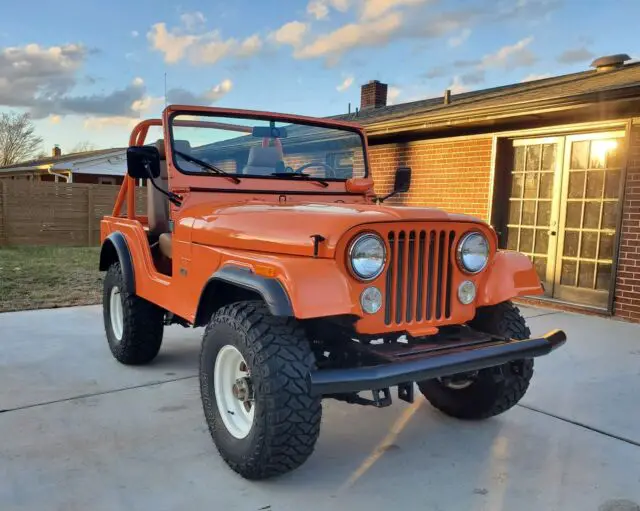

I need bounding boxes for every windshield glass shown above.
[168,113,367,181]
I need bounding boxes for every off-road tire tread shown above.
[200,300,321,480]
[103,262,164,365]
[418,301,534,420]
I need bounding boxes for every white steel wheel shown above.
[214,345,255,439]
[109,286,124,341]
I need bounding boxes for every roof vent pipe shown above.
[444,89,451,105]
[590,53,631,72]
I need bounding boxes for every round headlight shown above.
[361,287,382,314]
[349,234,386,280]
[457,232,489,274]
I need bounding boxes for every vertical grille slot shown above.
[395,231,406,324]
[384,228,456,326]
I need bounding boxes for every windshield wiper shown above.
[271,172,329,188]
[174,150,241,184]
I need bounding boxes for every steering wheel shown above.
[293,162,337,178]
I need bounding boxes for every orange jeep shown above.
[99,105,567,480]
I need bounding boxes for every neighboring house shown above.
[0,145,128,185]
[334,53,640,323]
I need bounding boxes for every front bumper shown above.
[310,329,566,395]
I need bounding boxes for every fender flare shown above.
[99,231,135,294]
[195,266,293,326]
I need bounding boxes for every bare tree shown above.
[0,112,44,166]
[70,140,97,153]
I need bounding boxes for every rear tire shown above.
[199,301,322,480]
[418,301,534,420]
[103,262,164,365]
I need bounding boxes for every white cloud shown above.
[49,115,62,124]
[307,0,350,20]
[481,36,536,69]
[205,79,233,101]
[132,77,144,87]
[448,76,469,94]
[270,21,309,48]
[522,73,551,82]
[294,13,403,62]
[360,0,428,20]
[131,95,163,113]
[83,116,139,130]
[336,76,354,92]
[131,30,139,38]
[448,28,471,48]
[148,21,262,65]
[180,11,206,31]
[147,23,197,64]
[387,86,401,105]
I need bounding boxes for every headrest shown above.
[154,139,192,161]
[247,146,284,168]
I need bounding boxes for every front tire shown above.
[103,262,165,365]
[199,301,322,480]
[418,301,534,420]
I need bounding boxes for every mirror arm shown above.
[143,162,183,207]
[375,190,399,204]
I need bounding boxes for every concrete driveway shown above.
[1,304,639,511]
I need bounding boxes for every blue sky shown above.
[0,0,638,153]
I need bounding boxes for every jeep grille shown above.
[384,229,457,325]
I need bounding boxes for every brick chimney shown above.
[52,145,62,158]
[360,80,388,109]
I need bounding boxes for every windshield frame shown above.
[166,109,370,183]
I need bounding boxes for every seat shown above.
[242,146,284,175]
[147,139,191,259]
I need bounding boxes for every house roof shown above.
[0,147,127,172]
[333,61,640,134]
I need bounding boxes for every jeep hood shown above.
[184,201,485,258]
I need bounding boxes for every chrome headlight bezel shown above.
[348,233,386,281]
[456,231,490,274]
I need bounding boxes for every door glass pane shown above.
[534,257,547,282]
[604,169,621,198]
[580,231,598,259]
[596,263,612,291]
[526,145,541,171]
[540,173,554,198]
[563,230,579,257]
[602,202,617,230]
[522,201,536,225]
[578,262,595,288]
[561,260,577,285]
[509,200,521,222]
[568,171,585,198]
[511,174,523,197]
[586,171,604,198]
[514,146,525,171]
[571,141,589,169]
[537,201,551,226]
[599,232,614,260]
[535,229,549,254]
[584,202,601,229]
[542,144,556,170]
[565,202,582,228]
[507,227,519,250]
[520,228,534,253]
[590,139,619,169]
[524,173,539,198]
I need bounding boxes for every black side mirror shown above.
[393,166,411,193]
[127,146,161,179]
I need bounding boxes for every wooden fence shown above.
[0,181,147,246]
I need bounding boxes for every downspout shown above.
[46,165,72,183]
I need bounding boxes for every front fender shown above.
[476,250,544,307]
[99,231,135,294]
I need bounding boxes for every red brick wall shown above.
[368,137,494,219]
[614,124,640,322]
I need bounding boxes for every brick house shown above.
[0,145,127,184]
[337,54,640,323]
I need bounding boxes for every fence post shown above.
[0,180,7,246]
[87,185,94,246]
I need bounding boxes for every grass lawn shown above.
[0,246,103,313]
